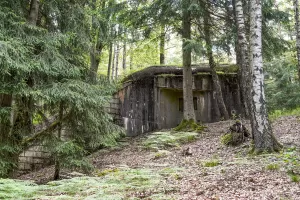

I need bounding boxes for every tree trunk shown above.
[115,42,120,80]
[54,101,64,180]
[0,94,14,177]
[89,48,101,82]
[107,42,113,79]
[122,29,127,70]
[107,26,114,79]
[129,53,133,70]
[203,1,230,120]
[160,24,166,65]
[235,0,251,118]
[249,0,281,152]
[89,0,104,83]
[19,0,41,136]
[111,43,116,80]
[182,0,196,121]
[294,0,300,81]
[28,0,39,25]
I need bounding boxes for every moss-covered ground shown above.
[6,116,300,199]
[1,167,182,199]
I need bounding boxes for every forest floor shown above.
[7,116,300,199]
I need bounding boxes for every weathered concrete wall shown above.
[18,129,70,174]
[105,95,122,126]
[18,145,51,173]
[119,78,155,136]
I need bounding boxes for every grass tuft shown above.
[289,174,300,183]
[202,160,221,167]
[266,163,280,171]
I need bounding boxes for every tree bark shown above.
[111,43,116,80]
[160,24,166,65]
[249,0,281,152]
[182,0,196,121]
[294,0,300,81]
[115,42,120,80]
[107,42,113,79]
[89,48,101,82]
[122,29,127,70]
[89,0,105,83]
[235,0,251,118]
[28,0,40,25]
[107,26,114,79]
[203,1,230,120]
[54,101,64,180]
[0,95,12,143]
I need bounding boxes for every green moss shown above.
[196,72,210,75]
[203,160,221,167]
[0,168,180,199]
[215,64,239,73]
[142,131,199,151]
[221,133,233,145]
[173,119,206,133]
[290,174,300,182]
[157,73,177,77]
[96,168,119,177]
[153,150,171,159]
[266,163,280,171]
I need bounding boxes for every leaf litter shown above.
[15,116,300,199]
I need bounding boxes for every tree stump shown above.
[221,120,250,146]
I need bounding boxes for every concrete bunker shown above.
[108,65,242,136]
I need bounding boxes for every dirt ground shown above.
[18,116,300,200]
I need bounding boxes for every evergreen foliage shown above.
[265,52,300,112]
[0,0,123,178]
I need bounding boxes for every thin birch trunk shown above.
[235,0,251,118]
[249,0,281,152]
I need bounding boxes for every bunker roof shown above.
[123,64,238,82]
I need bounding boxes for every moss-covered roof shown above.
[122,64,238,82]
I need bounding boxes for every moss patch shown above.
[266,163,280,171]
[142,131,199,151]
[215,64,239,73]
[0,167,181,199]
[202,160,221,167]
[173,119,206,133]
[221,133,233,145]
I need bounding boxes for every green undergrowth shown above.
[221,133,233,145]
[173,119,206,133]
[201,159,222,167]
[0,167,182,199]
[266,163,280,171]
[269,107,300,121]
[142,131,199,151]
